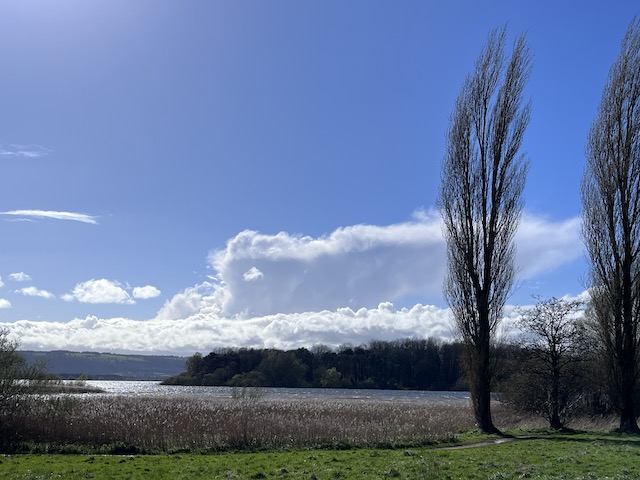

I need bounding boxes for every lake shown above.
[86,380,471,405]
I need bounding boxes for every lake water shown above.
[85,380,471,405]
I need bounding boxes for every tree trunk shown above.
[618,348,639,432]
[550,357,562,430]
[469,335,500,434]
[619,402,639,432]
[549,398,562,430]
[473,378,499,433]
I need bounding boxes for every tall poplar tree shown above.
[438,27,531,433]
[582,18,640,433]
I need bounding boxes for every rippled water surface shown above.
[86,380,470,405]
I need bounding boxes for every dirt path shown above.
[437,436,538,450]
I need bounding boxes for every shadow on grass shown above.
[502,428,640,449]
[435,427,640,451]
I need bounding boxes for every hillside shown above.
[20,350,186,381]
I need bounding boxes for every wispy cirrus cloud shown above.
[0,144,51,159]
[0,210,98,224]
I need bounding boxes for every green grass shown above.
[2,431,639,479]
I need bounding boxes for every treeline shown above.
[162,338,465,390]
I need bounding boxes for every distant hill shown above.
[20,350,187,381]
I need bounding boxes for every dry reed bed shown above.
[19,393,478,450]
[16,393,616,451]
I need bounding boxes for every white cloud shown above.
[0,299,10,309]
[243,267,264,282]
[2,294,590,355]
[515,214,583,278]
[0,144,51,159]
[210,213,445,316]
[208,212,581,317]
[156,283,222,321]
[0,210,98,224]
[16,287,55,299]
[8,272,31,282]
[132,285,161,300]
[63,279,133,304]
[0,302,456,355]
[1,213,584,355]
[0,276,3,288]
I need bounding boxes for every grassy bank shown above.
[2,431,639,479]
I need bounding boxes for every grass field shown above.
[2,431,640,479]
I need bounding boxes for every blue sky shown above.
[0,1,636,354]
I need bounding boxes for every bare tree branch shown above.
[512,297,586,429]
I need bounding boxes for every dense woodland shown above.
[163,329,613,425]
[162,338,465,391]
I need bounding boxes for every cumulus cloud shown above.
[210,214,445,316]
[132,285,161,300]
[1,302,456,355]
[62,279,134,304]
[0,299,10,309]
[0,276,3,288]
[16,287,55,299]
[156,283,222,321]
[208,212,581,317]
[8,272,31,282]
[243,267,264,282]
[2,294,589,355]
[62,280,161,304]
[0,210,98,224]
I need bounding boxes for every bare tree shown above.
[581,18,640,433]
[0,329,45,411]
[0,329,51,444]
[438,27,531,434]
[506,297,587,429]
